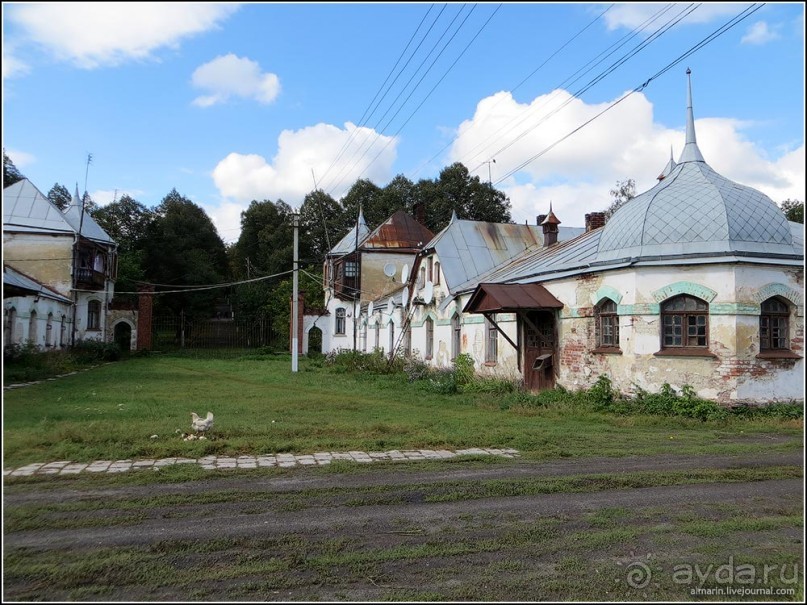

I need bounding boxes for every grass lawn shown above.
[2,351,802,467]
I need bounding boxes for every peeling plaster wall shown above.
[544,263,804,404]
[3,233,74,296]
[3,296,73,349]
[361,252,418,302]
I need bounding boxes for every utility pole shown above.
[291,212,300,372]
[484,158,496,184]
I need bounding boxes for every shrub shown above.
[588,374,616,411]
[453,353,476,386]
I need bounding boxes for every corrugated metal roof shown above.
[3,179,115,245]
[463,283,563,313]
[362,210,434,250]
[3,179,76,235]
[425,218,583,294]
[3,264,73,303]
[329,210,370,255]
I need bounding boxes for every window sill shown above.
[592,347,622,355]
[483,361,498,367]
[756,350,802,360]
[654,348,716,358]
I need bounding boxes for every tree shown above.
[417,162,511,232]
[93,194,155,248]
[142,189,230,317]
[47,183,72,211]
[3,149,24,188]
[299,189,348,265]
[604,178,636,219]
[780,199,803,224]
[81,191,100,216]
[340,178,384,227]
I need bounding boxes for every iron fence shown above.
[151,314,281,350]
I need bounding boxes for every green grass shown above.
[2,352,802,467]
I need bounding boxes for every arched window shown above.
[404,323,412,357]
[28,310,38,344]
[434,262,441,285]
[425,318,434,359]
[87,300,101,331]
[374,321,380,350]
[595,299,620,350]
[59,315,67,347]
[485,317,497,364]
[661,295,708,349]
[46,313,54,347]
[361,319,368,352]
[760,297,790,351]
[388,322,395,356]
[335,308,346,335]
[451,313,461,360]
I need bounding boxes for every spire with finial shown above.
[679,68,705,163]
[658,145,678,180]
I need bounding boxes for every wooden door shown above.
[523,310,556,391]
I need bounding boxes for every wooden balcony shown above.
[75,268,106,290]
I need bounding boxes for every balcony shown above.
[75,268,106,290]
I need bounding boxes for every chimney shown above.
[413,201,426,226]
[536,214,547,226]
[585,212,606,232]
[541,205,561,247]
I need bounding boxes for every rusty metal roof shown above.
[361,210,434,250]
[463,282,563,314]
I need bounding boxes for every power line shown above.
[113,269,295,295]
[322,4,478,195]
[494,3,765,185]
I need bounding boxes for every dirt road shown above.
[3,449,803,601]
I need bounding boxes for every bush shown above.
[453,353,476,386]
[71,339,122,363]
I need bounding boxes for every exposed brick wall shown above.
[585,212,606,231]
[136,286,153,350]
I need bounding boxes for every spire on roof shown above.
[678,68,705,164]
[658,146,678,180]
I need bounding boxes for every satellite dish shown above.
[388,297,396,314]
[383,263,396,278]
[368,301,374,316]
[423,281,434,304]
[401,263,410,283]
[402,286,410,308]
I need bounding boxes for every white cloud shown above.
[6,3,239,69]
[741,21,781,45]
[2,44,30,79]
[6,148,36,169]
[209,122,398,238]
[450,89,805,229]
[191,54,280,107]
[602,3,748,31]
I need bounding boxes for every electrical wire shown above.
[493,3,765,185]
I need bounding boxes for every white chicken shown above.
[191,411,214,434]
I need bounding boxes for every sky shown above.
[3,2,805,244]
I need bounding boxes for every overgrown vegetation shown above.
[3,341,123,385]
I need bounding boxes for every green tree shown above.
[604,179,636,218]
[142,189,229,317]
[3,149,24,188]
[340,178,384,226]
[299,189,348,265]
[265,271,326,345]
[780,199,803,224]
[417,162,511,232]
[47,183,71,211]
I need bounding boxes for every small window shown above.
[595,299,620,350]
[46,313,54,347]
[335,308,346,335]
[419,266,426,288]
[374,321,380,349]
[427,257,433,282]
[434,261,441,285]
[87,300,101,331]
[425,318,434,359]
[661,295,708,349]
[760,297,790,351]
[29,309,39,343]
[344,261,358,278]
[451,314,461,361]
[485,318,498,364]
[388,322,395,356]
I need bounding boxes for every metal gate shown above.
[151,314,279,350]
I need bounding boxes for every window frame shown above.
[451,313,461,361]
[594,298,621,354]
[87,300,101,331]
[656,294,714,357]
[335,308,346,335]
[484,317,498,364]
[425,317,434,359]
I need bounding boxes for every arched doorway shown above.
[114,321,132,351]
[307,326,322,355]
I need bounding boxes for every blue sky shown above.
[3,2,804,243]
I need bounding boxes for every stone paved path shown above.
[4,447,520,477]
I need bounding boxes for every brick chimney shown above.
[413,201,426,226]
[541,205,561,247]
[585,212,606,232]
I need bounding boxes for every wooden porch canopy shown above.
[463,283,563,366]
[462,283,563,314]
